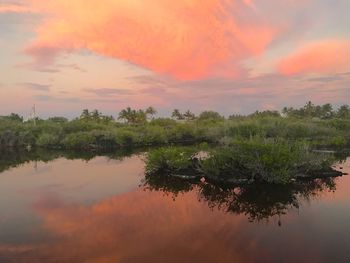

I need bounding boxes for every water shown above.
[0,150,350,263]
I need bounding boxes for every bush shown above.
[198,111,224,121]
[88,130,118,149]
[62,132,96,149]
[225,120,265,138]
[114,129,139,146]
[167,124,196,143]
[146,147,197,175]
[150,118,177,127]
[201,138,334,184]
[37,133,61,148]
[141,126,168,145]
[145,139,336,184]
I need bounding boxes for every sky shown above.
[0,0,350,118]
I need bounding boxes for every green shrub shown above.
[62,132,96,149]
[201,138,334,184]
[150,118,177,127]
[37,133,61,148]
[145,139,336,184]
[142,126,168,145]
[167,124,196,142]
[146,147,197,175]
[114,129,139,146]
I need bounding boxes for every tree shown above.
[135,110,147,124]
[337,105,350,119]
[282,107,294,117]
[118,107,134,123]
[80,109,113,123]
[171,109,184,120]
[101,115,115,124]
[80,109,90,120]
[250,110,280,118]
[145,106,157,120]
[198,111,223,121]
[118,107,147,124]
[304,101,315,117]
[320,103,333,119]
[91,109,101,121]
[183,110,196,121]
[5,113,23,122]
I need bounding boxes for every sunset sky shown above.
[1,0,350,118]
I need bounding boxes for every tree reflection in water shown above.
[142,173,337,224]
[0,148,341,225]
[0,148,139,173]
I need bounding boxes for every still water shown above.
[0,151,350,263]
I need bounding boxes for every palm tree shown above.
[118,108,132,123]
[145,106,157,120]
[119,107,143,124]
[135,110,147,124]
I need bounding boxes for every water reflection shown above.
[0,148,139,173]
[143,174,337,224]
[0,150,349,262]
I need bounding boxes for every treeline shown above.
[1,102,350,150]
[282,102,350,119]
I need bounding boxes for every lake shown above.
[0,150,350,263]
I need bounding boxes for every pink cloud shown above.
[23,0,280,80]
[24,189,251,262]
[278,39,350,75]
[0,4,36,13]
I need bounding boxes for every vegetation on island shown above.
[145,139,343,184]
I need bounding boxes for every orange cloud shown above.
[279,39,350,75]
[24,0,278,80]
